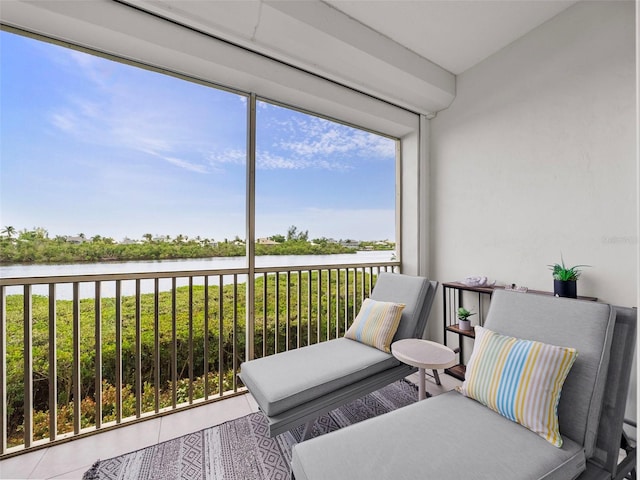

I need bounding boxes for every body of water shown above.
[1,251,394,299]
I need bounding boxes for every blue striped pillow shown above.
[345,299,405,352]
[458,326,577,447]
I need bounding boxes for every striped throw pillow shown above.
[345,298,405,353]
[458,326,577,447]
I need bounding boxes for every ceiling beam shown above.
[118,0,456,114]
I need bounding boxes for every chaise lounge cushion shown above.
[240,338,400,416]
[291,391,586,480]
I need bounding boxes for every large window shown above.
[0,30,398,265]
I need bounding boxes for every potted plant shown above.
[457,307,476,331]
[548,256,590,298]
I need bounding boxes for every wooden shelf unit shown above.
[442,282,492,380]
[442,281,597,381]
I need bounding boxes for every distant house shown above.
[340,241,360,248]
[256,238,278,245]
[65,236,86,244]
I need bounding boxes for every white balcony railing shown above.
[0,260,398,457]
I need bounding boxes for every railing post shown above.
[72,283,81,435]
[218,276,224,397]
[232,276,238,392]
[135,279,142,417]
[115,280,122,423]
[297,270,302,349]
[23,286,33,448]
[93,283,101,430]
[49,285,58,440]
[1,286,7,455]
[188,277,194,404]
[204,276,210,400]
[154,278,160,412]
[171,278,178,408]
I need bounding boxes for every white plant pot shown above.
[458,319,471,331]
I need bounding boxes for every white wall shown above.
[428,0,636,414]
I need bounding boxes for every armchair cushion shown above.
[344,298,405,352]
[458,326,577,447]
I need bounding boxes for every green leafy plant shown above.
[457,307,476,321]
[548,256,590,281]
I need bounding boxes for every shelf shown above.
[442,281,496,295]
[442,281,597,302]
[445,324,476,339]
[444,364,466,381]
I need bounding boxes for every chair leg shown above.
[618,427,637,480]
[300,420,315,441]
[432,369,441,386]
[424,369,442,386]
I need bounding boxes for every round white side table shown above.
[391,338,457,400]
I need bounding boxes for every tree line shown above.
[0,225,394,264]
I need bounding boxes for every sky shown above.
[0,31,397,242]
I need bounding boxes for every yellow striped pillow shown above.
[345,298,405,353]
[458,326,577,447]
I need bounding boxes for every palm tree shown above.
[2,226,16,238]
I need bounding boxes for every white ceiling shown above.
[324,0,580,75]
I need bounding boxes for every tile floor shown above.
[0,372,461,480]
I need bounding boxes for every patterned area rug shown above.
[82,380,418,480]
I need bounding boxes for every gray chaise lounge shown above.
[291,290,636,480]
[239,272,438,438]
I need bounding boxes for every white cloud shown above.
[50,112,76,132]
[48,48,394,177]
[151,153,210,174]
[208,149,246,167]
[272,115,396,163]
[205,148,351,171]
[47,52,224,175]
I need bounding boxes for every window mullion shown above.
[246,93,257,362]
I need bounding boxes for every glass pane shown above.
[255,100,397,268]
[0,30,247,270]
